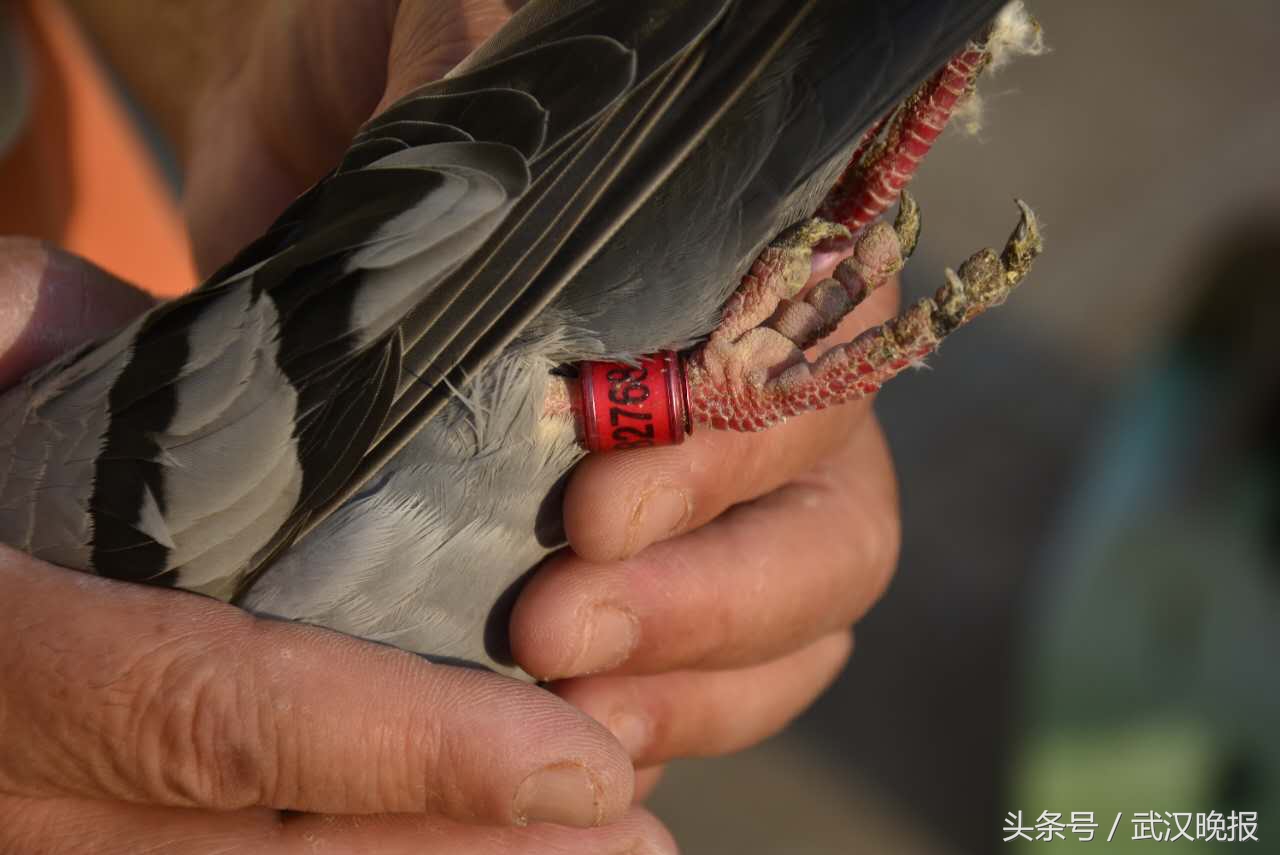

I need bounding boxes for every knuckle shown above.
[686,530,745,642]
[621,807,679,853]
[827,431,901,623]
[863,484,903,606]
[373,662,499,816]
[407,698,460,812]
[633,690,679,763]
[690,507,783,663]
[826,497,899,628]
[687,433,759,513]
[820,630,856,679]
[114,615,274,809]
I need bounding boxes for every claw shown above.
[764,218,906,356]
[778,217,852,251]
[561,6,1046,439]
[688,200,1042,432]
[894,191,922,260]
[934,199,1042,332]
[1002,198,1043,285]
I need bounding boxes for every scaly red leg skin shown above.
[817,111,892,220]
[688,201,1042,432]
[818,3,1042,235]
[819,45,990,234]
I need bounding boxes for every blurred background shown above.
[650,1,1280,851]
[3,0,1276,852]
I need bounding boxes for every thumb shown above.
[0,237,154,388]
[379,0,522,109]
[0,546,635,827]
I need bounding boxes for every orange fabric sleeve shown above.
[0,0,197,298]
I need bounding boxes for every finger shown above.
[634,767,666,802]
[514,417,898,679]
[183,0,394,273]
[555,633,853,768]
[185,2,520,274]
[564,282,900,562]
[0,797,676,855]
[284,806,676,855]
[380,1,520,108]
[0,237,154,387]
[0,548,633,828]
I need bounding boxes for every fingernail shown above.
[608,710,651,759]
[514,762,602,828]
[566,604,640,677]
[626,486,692,555]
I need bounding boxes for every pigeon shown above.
[0,0,1042,678]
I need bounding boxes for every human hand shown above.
[63,0,902,805]
[509,273,901,793]
[513,281,902,795]
[180,0,531,274]
[0,239,673,854]
[60,0,525,275]
[168,0,903,797]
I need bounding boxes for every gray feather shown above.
[0,320,140,567]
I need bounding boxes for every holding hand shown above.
[0,240,668,854]
[526,284,901,787]
[3,0,906,848]
[67,4,902,782]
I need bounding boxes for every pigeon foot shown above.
[686,200,1041,432]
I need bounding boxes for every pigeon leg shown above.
[817,41,991,234]
[818,0,1045,234]
[687,200,1041,432]
[684,5,1045,432]
[558,5,1045,443]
